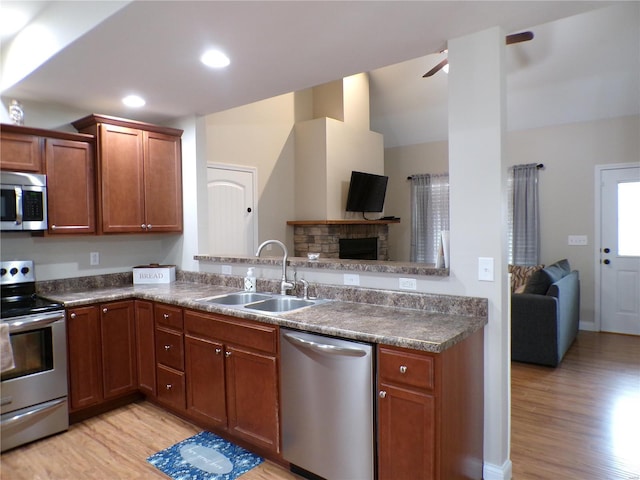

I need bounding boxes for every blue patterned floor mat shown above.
[147,431,264,480]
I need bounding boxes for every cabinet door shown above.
[378,383,435,480]
[100,300,137,399]
[225,345,279,453]
[45,138,95,234]
[98,124,145,232]
[184,335,227,427]
[134,300,156,396]
[0,131,42,172]
[67,305,102,411]
[143,131,183,232]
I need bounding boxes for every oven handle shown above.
[0,397,67,429]
[6,312,65,333]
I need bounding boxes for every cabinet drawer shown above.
[155,328,184,370]
[185,310,277,354]
[156,364,185,411]
[155,304,183,330]
[378,346,435,391]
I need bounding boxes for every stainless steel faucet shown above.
[255,239,294,295]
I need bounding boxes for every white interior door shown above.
[207,165,256,256]
[599,165,640,335]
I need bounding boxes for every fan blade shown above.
[423,58,448,78]
[506,31,534,45]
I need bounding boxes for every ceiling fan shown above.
[423,31,534,78]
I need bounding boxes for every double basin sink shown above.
[197,291,328,313]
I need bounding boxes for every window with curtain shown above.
[410,173,449,264]
[507,163,540,265]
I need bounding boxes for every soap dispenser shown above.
[244,267,256,292]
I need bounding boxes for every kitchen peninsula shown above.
[40,270,486,479]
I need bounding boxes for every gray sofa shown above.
[511,259,580,367]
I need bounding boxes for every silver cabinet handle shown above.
[400,365,407,374]
[164,345,171,351]
[165,384,172,390]
[51,224,57,230]
[141,224,147,230]
[102,308,108,314]
[70,312,77,319]
[379,391,387,399]
[163,313,170,319]
[215,348,222,355]
[225,351,231,357]
[147,224,152,230]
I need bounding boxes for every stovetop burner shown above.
[0,260,64,320]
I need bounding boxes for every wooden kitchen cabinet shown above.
[134,300,156,397]
[377,329,484,480]
[154,303,186,412]
[45,137,95,234]
[72,114,183,234]
[67,300,137,413]
[0,128,42,172]
[184,309,280,454]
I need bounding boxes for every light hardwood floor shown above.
[1,331,638,479]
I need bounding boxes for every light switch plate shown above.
[90,252,100,266]
[568,235,588,246]
[478,257,494,282]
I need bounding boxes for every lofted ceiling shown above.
[1,1,638,148]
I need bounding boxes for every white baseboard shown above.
[579,320,598,331]
[483,459,512,480]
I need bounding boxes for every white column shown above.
[448,27,512,479]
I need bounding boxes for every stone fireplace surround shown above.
[288,220,400,261]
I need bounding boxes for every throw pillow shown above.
[508,264,544,292]
[543,259,571,283]
[523,268,553,295]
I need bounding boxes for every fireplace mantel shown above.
[287,219,400,226]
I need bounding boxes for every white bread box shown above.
[133,264,176,284]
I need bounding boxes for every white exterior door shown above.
[207,165,256,256]
[599,165,640,335]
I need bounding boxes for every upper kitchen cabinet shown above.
[45,137,96,234]
[0,126,42,172]
[72,114,183,234]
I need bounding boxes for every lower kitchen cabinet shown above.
[154,303,186,412]
[67,300,137,412]
[184,309,280,454]
[377,329,484,480]
[134,300,156,396]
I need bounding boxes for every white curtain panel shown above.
[508,164,540,265]
[410,173,450,264]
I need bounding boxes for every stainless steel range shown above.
[0,260,68,452]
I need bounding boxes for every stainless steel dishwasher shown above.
[280,328,374,480]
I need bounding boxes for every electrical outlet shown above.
[399,277,417,290]
[90,252,100,266]
[221,265,232,275]
[568,235,588,246]
[343,273,360,286]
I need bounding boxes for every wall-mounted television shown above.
[345,171,388,213]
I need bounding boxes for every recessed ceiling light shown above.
[122,94,145,108]
[201,49,230,68]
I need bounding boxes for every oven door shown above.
[1,311,67,414]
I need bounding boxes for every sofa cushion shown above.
[522,259,571,295]
[509,264,544,292]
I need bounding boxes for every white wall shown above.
[383,114,640,328]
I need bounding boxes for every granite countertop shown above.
[48,281,486,353]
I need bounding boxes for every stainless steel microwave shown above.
[0,171,48,231]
